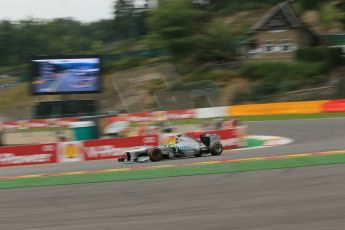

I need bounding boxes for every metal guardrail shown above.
[103,48,167,61]
[283,86,334,95]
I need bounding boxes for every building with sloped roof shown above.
[241,1,318,61]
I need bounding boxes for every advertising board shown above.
[0,143,57,167]
[83,135,159,161]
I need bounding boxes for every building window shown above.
[263,40,274,53]
[279,39,297,52]
[269,29,287,33]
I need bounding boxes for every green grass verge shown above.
[241,138,264,148]
[1,152,345,189]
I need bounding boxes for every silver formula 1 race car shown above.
[118,133,223,163]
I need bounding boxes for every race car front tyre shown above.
[148,147,163,162]
[210,142,223,156]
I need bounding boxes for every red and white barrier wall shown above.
[0,127,244,167]
[1,117,79,131]
[0,143,57,167]
[2,98,345,132]
[322,99,345,113]
[0,107,228,131]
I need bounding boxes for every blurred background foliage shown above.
[0,0,340,69]
[0,0,343,111]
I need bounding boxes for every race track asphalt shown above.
[1,164,345,230]
[1,118,345,230]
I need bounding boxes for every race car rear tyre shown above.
[148,147,163,162]
[210,142,223,156]
[195,152,202,157]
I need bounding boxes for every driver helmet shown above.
[168,140,176,148]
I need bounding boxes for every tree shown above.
[0,21,17,65]
[196,19,238,61]
[147,0,206,57]
[113,0,137,39]
[320,3,345,32]
[0,18,117,68]
[147,0,239,62]
[299,0,318,10]
[85,19,117,43]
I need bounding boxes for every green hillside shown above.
[0,0,344,119]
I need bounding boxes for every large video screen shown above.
[31,56,101,94]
